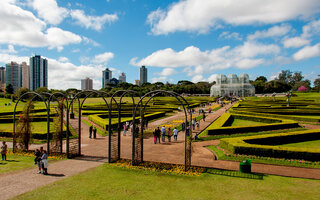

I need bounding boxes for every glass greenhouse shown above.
[210,73,255,97]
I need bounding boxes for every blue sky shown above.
[0,0,320,89]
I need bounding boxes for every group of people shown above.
[34,147,48,175]
[89,125,97,139]
[1,141,7,161]
[153,126,178,144]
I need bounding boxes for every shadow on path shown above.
[74,155,107,163]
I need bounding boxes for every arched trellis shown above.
[67,90,121,160]
[41,92,68,154]
[12,92,48,152]
[110,90,141,161]
[132,90,192,171]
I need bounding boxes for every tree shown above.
[264,80,291,93]
[277,70,292,84]
[5,84,14,94]
[252,80,266,94]
[255,76,267,83]
[15,100,34,151]
[292,80,311,91]
[17,88,30,100]
[35,87,49,94]
[290,71,303,87]
[314,78,320,92]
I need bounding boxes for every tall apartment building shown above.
[29,55,48,91]
[81,77,93,90]
[102,68,112,88]
[139,65,147,86]
[20,62,29,89]
[5,62,21,92]
[119,72,126,83]
[0,67,6,91]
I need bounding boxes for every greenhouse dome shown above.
[210,73,255,97]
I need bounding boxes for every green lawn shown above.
[15,164,320,200]
[279,140,320,149]
[230,119,267,127]
[0,121,59,134]
[0,154,36,174]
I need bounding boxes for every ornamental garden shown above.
[1,91,320,199]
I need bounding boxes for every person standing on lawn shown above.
[1,141,8,161]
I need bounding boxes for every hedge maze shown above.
[202,94,320,164]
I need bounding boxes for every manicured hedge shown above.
[231,110,320,122]
[220,129,320,161]
[88,111,166,130]
[206,113,298,135]
[0,131,66,140]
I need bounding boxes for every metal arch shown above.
[110,90,141,160]
[67,90,112,157]
[131,90,192,171]
[41,92,68,154]
[12,92,48,152]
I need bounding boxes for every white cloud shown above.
[147,0,320,35]
[0,45,17,54]
[293,43,320,61]
[58,56,69,62]
[156,68,176,76]
[0,1,82,50]
[283,37,310,48]
[32,0,68,25]
[191,75,205,83]
[151,76,167,83]
[93,52,114,64]
[219,32,242,40]
[131,41,280,78]
[248,24,291,40]
[70,9,118,31]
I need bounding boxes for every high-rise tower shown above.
[139,65,147,86]
[5,62,21,92]
[29,55,48,91]
[102,68,112,88]
[119,72,126,83]
[81,77,93,90]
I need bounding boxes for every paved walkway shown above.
[1,103,320,199]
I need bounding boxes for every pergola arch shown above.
[132,90,192,171]
[12,92,48,152]
[41,92,68,154]
[110,90,141,160]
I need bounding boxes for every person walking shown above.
[196,121,200,130]
[153,128,157,144]
[161,126,166,142]
[93,127,97,139]
[41,150,48,175]
[203,112,206,121]
[155,127,161,144]
[173,127,178,141]
[192,119,195,130]
[35,147,43,174]
[123,123,127,136]
[167,128,172,142]
[89,125,93,139]
[1,141,8,161]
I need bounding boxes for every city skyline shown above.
[0,0,319,90]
